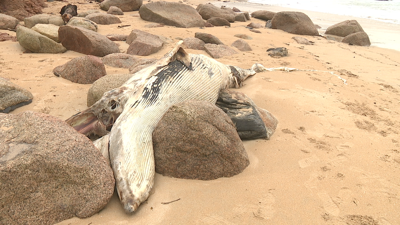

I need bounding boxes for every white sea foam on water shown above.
[248,0,400,24]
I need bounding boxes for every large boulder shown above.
[16,26,67,53]
[196,3,235,22]
[0,0,45,21]
[58,25,120,57]
[271,11,319,36]
[204,43,237,59]
[107,6,124,15]
[325,20,364,37]
[85,13,121,25]
[24,14,64,28]
[0,13,19,30]
[0,77,33,113]
[126,29,163,56]
[66,17,98,32]
[31,23,60,42]
[251,10,275,21]
[139,2,205,28]
[100,0,143,12]
[207,17,230,27]
[53,55,107,84]
[342,31,371,46]
[153,100,249,180]
[0,111,115,225]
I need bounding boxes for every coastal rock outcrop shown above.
[0,77,33,113]
[0,14,19,30]
[24,14,64,28]
[196,3,235,22]
[0,111,115,225]
[100,0,142,12]
[86,13,121,25]
[139,2,205,28]
[153,100,250,180]
[16,26,66,53]
[53,55,107,84]
[58,25,120,56]
[126,29,163,56]
[0,0,45,20]
[271,11,319,36]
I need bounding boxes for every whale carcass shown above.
[66,41,265,213]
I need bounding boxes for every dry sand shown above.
[2,0,400,224]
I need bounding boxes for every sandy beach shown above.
[2,0,400,224]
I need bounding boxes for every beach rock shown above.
[106,33,127,41]
[78,10,102,17]
[0,111,115,225]
[267,47,288,58]
[0,0,45,21]
[232,7,241,12]
[107,6,124,15]
[58,25,120,57]
[16,26,67,53]
[182,37,205,50]
[204,43,237,59]
[234,33,252,40]
[31,23,60,42]
[128,58,157,73]
[53,55,107,84]
[251,10,276,21]
[0,33,17,42]
[216,90,278,140]
[139,2,205,28]
[24,14,64,28]
[342,31,371,46]
[126,29,163,56]
[195,32,224,45]
[66,17,98,32]
[60,4,78,24]
[249,29,261,34]
[196,3,235,22]
[100,0,142,12]
[271,11,319,36]
[325,20,364,37]
[292,36,314,45]
[207,17,230,27]
[0,14,19,30]
[101,53,139,68]
[153,100,249,180]
[87,74,132,106]
[247,22,263,29]
[235,13,247,22]
[0,77,33,113]
[144,23,164,28]
[86,13,121,25]
[231,39,252,51]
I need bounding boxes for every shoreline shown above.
[210,0,400,52]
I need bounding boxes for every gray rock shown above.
[251,10,276,21]
[207,17,230,27]
[325,20,365,37]
[0,77,33,113]
[53,55,107,84]
[0,13,19,30]
[195,32,224,45]
[16,26,67,53]
[0,111,115,225]
[24,14,64,28]
[100,0,142,12]
[86,13,121,25]
[108,6,124,15]
[204,43,237,58]
[153,100,249,180]
[58,25,120,57]
[235,13,247,22]
[101,53,139,68]
[196,3,235,22]
[271,11,319,36]
[342,31,371,46]
[139,1,205,28]
[67,17,98,32]
[31,23,60,42]
[182,37,206,50]
[267,47,288,58]
[231,39,252,51]
[126,29,163,56]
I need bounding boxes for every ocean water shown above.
[248,0,400,24]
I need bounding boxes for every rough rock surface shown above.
[31,23,60,42]
[195,32,224,45]
[235,13,247,22]
[251,10,276,21]
[0,77,33,113]
[87,74,132,106]
[231,39,252,51]
[53,55,107,84]
[0,111,115,225]
[107,6,124,15]
[16,26,66,53]
[153,100,249,180]
[182,37,206,50]
[86,13,121,25]
[216,90,278,140]
[271,11,319,36]
[196,3,235,22]
[267,47,288,58]
[0,13,19,30]
[58,25,120,57]
[66,16,98,32]
[207,17,230,27]
[24,14,64,28]
[204,43,237,58]
[139,1,205,28]
[0,0,46,21]
[101,53,139,68]
[100,0,142,12]
[126,29,163,56]
[325,20,364,37]
[342,31,371,46]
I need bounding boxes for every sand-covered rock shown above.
[16,26,66,53]
[0,77,33,113]
[271,11,319,36]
